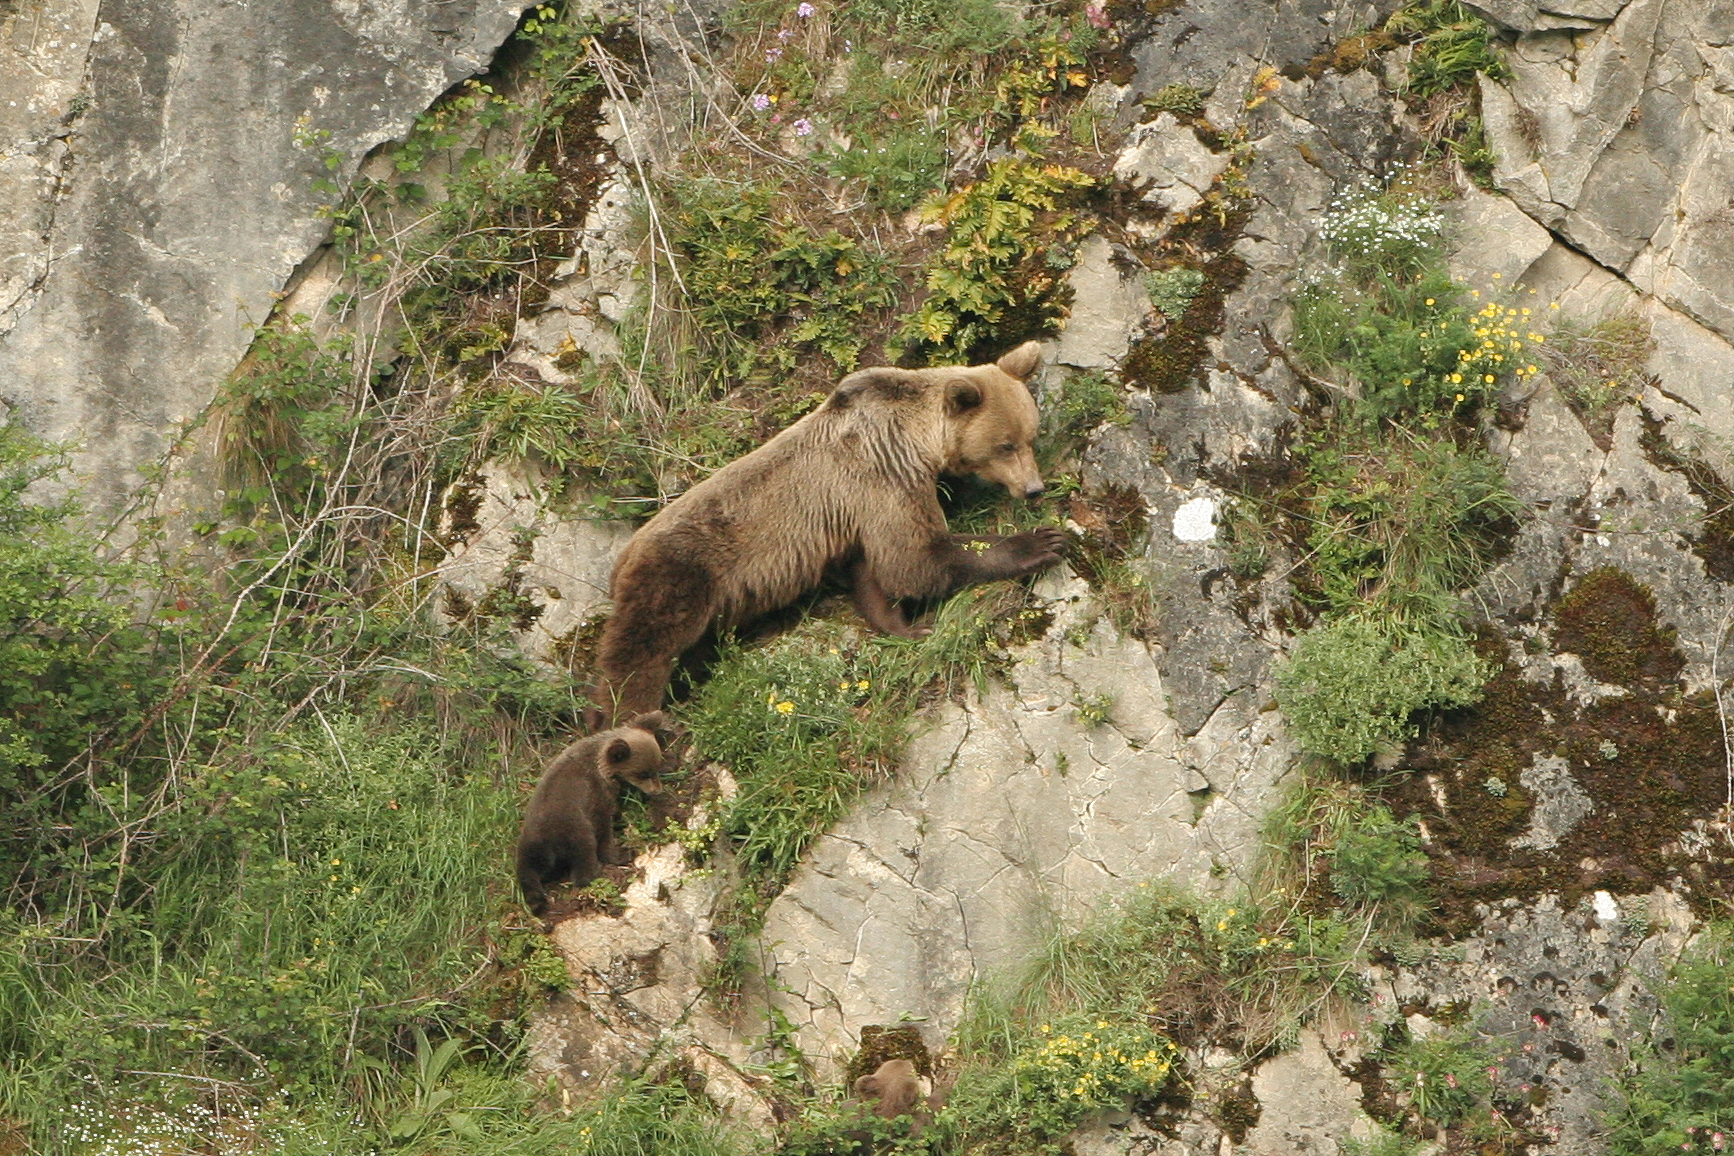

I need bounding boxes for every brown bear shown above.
[514,712,666,916]
[589,342,1065,724]
[853,1059,934,1133]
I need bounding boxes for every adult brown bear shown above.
[589,342,1065,725]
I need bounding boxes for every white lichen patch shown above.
[1172,496,1217,542]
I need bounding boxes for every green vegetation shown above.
[1266,778,1433,931]
[685,587,1044,992]
[0,420,602,1149]
[1144,266,1206,322]
[1388,1,1509,184]
[900,160,1100,363]
[1539,311,1654,448]
[1270,175,1525,764]
[1609,923,1734,1154]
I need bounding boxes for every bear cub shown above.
[853,1059,935,1133]
[515,711,667,916]
[589,341,1066,724]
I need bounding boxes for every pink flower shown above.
[796,1,815,15]
[1341,1031,1358,1043]
[1084,0,1110,28]
[777,27,794,41]
[793,118,813,136]
[765,46,783,62]
[1445,1072,1458,1088]
[750,93,771,111]
[1532,1013,1548,1028]
[1712,1132,1724,1150]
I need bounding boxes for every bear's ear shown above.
[945,380,983,415]
[995,341,1042,381]
[627,710,668,734]
[605,737,634,765]
[853,1075,880,1096]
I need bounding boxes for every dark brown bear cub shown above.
[590,342,1065,724]
[515,712,666,916]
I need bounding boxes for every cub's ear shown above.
[995,340,1042,381]
[627,710,668,734]
[605,737,634,765]
[945,380,983,415]
[830,368,915,410]
[853,1075,880,1096]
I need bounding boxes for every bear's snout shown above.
[1022,480,1045,499]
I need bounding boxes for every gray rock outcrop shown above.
[0,0,529,510]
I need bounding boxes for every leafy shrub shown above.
[1328,807,1430,915]
[901,159,1099,362]
[1382,1027,1495,1127]
[0,426,134,790]
[1609,924,1734,1155]
[1275,616,1491,764]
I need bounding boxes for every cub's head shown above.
[938,341,1044,499]
[599,711,667,794]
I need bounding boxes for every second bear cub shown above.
[515,712,666,916]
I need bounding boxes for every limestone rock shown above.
[0,0,528,511]
[1055,235,1155,370]
[439,460,635,666]
[1113,113,1231,218]
[759,586,1292,1080]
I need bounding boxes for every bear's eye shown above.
[998,442,1017,454]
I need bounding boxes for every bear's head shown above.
[602,712,667,794]
[940,341,1045,498]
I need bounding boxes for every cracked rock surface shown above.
[761,579,1295,1077]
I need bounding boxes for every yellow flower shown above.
[775,701,795,714]
[1424,298,1435,306]
[857,679,870,690]
[1492,272,1501,279]
[1455,393,1465,402]
[1550,301,1560,309]
[1450,373,1462,383]
[1484,374,1495,383]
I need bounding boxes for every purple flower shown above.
[777,27,794,41]
[750,93,771,111]
[796,2,816,16]
[793,118,813,136]
[765,46,783,62]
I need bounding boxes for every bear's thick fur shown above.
[514,712,666,916]
[589,342,1065,723]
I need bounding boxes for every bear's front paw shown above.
[1003,527,1067,572]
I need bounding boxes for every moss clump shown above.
[1387,617,1733,931]
[1121,217,1250,395]
[1551,568,1682,688]
[846,1025,933,1086]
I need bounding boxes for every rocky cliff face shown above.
[0,0,527,511]
[9,0,1734,1151]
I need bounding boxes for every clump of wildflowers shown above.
[943,1018,1181,1152]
